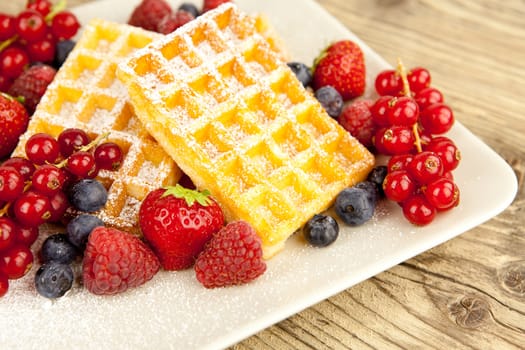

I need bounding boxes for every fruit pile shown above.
[0,0,80,100]
[0,128,124,297]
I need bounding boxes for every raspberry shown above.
[337,99,374,148]
[128,0,172,32]
[82,227,160,295]
[202,0,232,13]
[157,10,194,34]
[195,221,266,288]
[8,64,56,114]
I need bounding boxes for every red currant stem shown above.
[0,203,9,217]
[0,36,18,53]
[412,123,423,153]
[55,131,110,168]
[45,0,67,22]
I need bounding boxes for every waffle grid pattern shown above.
[14,19,180,233]
[118,4,374,256]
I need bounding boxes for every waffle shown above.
[13,19,180,234]
[117,4,375,257]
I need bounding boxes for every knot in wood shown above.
[499,261,525,296]
[448,295,491,329]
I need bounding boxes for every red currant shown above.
[407,67,431,93]
[415,87,443,110]
[51,11,80,40]
[402,194,436,226]
[0,166,25,202]
[25,133,60,165]
[387,153,414,172]
[387,96,419,126]
[26,0,52,17]
[375,70,402,96]
[0,73,12,93]
[0,217,16,252]
[424,177,459,211]
[58,128,90,158]
[407,151,444,184]
[420,103,454,134]
[0,47,30,79]
[15,10,47,43]
[1,157,35,181]
[370,95,393,127]
[94,142,124,171]
[14,224,39,247]
[379,125,416,155]
[13,190,52,227]
[0,244,33,279]
[47,190,69,222]
[425,136,461,172]
[31,164,67,196]
[66,151,98,178]
[383,170,416,203]
[0,272,8,297]
[26,37,56,63]
[0,14,16,41]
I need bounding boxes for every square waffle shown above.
[14,19,181,234]
[117,4,375,257]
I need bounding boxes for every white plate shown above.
[0,0,518,349]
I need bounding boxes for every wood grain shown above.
[2,0,524,349]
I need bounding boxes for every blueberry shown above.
[40,233,78,264]
[178,2,200,17]
[314,86,343,118]
[355,180,379,204]
[53,40,76,69]
[335,186,375,226]
[68,179,108,212]
[35,262,74,299]
[303,214,339,247]
[67,214,104,250]
[287,62,312,87]
[367,166,388,197]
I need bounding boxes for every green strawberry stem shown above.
[161,184,212,207]
[396,58,423,153]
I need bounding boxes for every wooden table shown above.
[2,1,523,349]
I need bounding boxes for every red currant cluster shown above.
[371,61,461,225]
[0,0,80,90]
[0,128,123,297]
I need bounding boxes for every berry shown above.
[26,0,53,17]
[1,157,35,181]
[0,273,8,297]
[366,165,388,197]
[31,164,66,196]
[375,69,402,96]
[424,177,459,211]
[0,47,30,79]
[50,11,80,40]
[40,233,78,264]
[15,10,46,43]
[66,214,104,250]
[68,179,108,212]
[0,14,16,41]
[157,10,194,34]
[202,0,232,13]
[414,87,443,110]
[407,67,431,93]
[370,95,394,127]
[407,151,444,184]
[82,227,160,295]
[0,165,24,202]
[139,184,224,270]
[178,3,200,18]
[26,37,56,63]
[337,99,374,148]
[25,132,60,165]
[402,194,436,226]
[57,128,90,158]
[335,186,375,226]
[128,0,172,32]
[194,221,266,288]
[47,190,69,222]
[0,217,16,252]
[34,261,73,298]
[14,225,38,247]
[419,103,454,134]
[376,126,416,155]
[0,244,33,279]
[8,64,56,114]
[93,142,123,171]
[13,190,52,227]
[387,153,414,173]
[425,136,461,172]
[387,96,419,126]
[303,214,339,247]
[0,73,12,93]
[287,62,312,87]
[53,39,75,69]
[383,170,416,203]
[314,85,343,118]
[66,151,98,178]
[312,41,366,100]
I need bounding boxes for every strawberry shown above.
[312,40,366,101]
[139,184,224,271]
[195,221,266,288]
[338,99,375,148]
[0,92,29,159]
[8,64,56,115]
[202,0,232,13]
[82,227,160,295]
[157,10,194,34]
[128,0,172,32]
